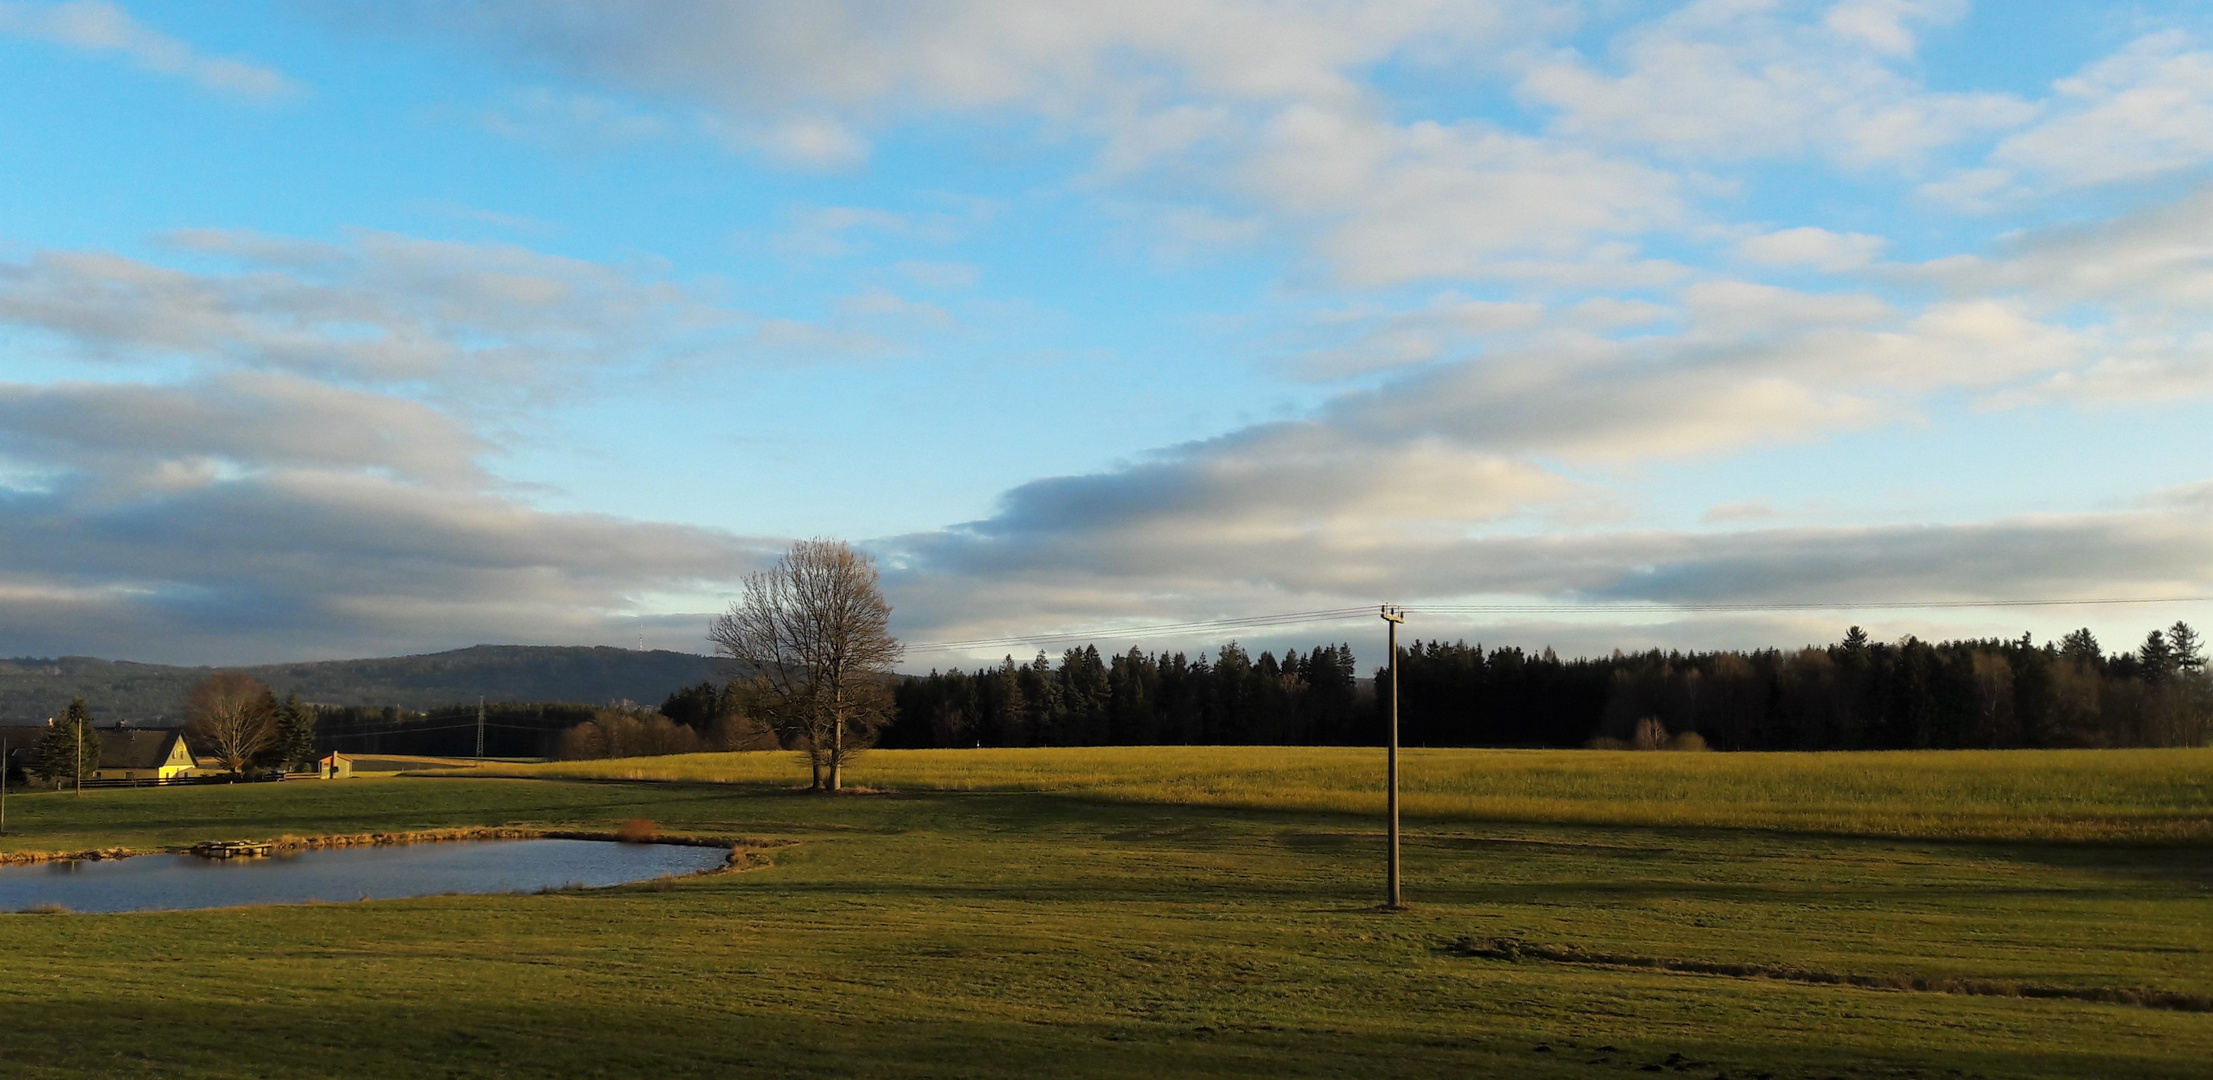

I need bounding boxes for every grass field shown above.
[454,744,2213,843]
[1,747,2208,1078]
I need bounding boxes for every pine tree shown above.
[2140,629,2176,684]
[2168,622,2205,675]
[263,694,318,771]
[2059,628,2101,666]
[35,698,101,788]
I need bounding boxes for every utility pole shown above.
[74,716,83,799]
[1380,604,1406,910]
[2,736,9,835]
[475,697,486,762]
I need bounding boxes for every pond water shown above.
[0,839,730,913]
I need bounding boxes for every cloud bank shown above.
[11,2,2213,666]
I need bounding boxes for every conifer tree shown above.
[35,698,100,789]
[264,694,318,771]
[2059,628,2102,666]
[2168,622,2205,674]
[2140,630,2176,684]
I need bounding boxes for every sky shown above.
[5,0,2213,669]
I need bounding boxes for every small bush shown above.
[615,818,658,843]
[1665,731,1709,752]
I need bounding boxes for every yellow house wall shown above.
[89,742,198,781]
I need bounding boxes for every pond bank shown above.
[0,824,788,868]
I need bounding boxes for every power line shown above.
[1413,596,2213,614]
[903,607,1377,652]
[902,595,2213,654]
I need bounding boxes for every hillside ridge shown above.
[0,644,727,722]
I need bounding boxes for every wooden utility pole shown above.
[475,697,486,762]
[1380,604,1406,910]
[2,736,9,835]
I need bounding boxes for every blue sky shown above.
[5,0,2213,667]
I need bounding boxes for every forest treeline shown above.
[330,622,2213,760]
[887,623,2212,752]
[886,643,1365,748]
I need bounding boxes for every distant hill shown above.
[0,645,731,723]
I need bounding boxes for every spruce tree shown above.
[2169,622,2205,675]
[264,694,317,771]
[2059,628,2102,666]
[2140,630,2176,684]
[35,698,100,788]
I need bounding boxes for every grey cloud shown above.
[0,373,491,489]
[0,355,771,665]
[887,492,2213,656]
[0,470,772,665]
[1924,186,2213,313]
[341,1,1524,119]
[0,232,756,396]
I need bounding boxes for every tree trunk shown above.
[831,683,844,791]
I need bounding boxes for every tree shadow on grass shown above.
[4,985,2197,1080]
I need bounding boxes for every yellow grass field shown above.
[442,744,2213,844]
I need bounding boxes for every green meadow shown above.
[1,747,2209,1078]
[471,744,2213,843]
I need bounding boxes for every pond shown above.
[0,839,731,913]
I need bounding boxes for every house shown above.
[0,725,48,783]
[89,728,201,783]
[317,752,353,779]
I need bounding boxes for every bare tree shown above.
[187,673,278,774]
[709,539,902,790]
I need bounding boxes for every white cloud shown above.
[1736,226,1888,271]
[1517,0,2029,168]
[1291,292,1547,378]
[344,1,1686,286]
[0,0,298,98]
[1245,106,1687,286]
[0,230,822,396]
[754,115,871,169]
[347,0,1534,171]
[1990,32,2213,190]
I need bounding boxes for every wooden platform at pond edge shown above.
[190,840,273,859]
